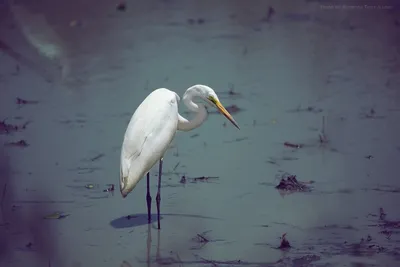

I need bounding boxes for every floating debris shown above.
[16,97,39,105]
[4,139,29,147]
[85,184,95,189]
[195,233,209,243]
[359,108,386,119]
[179,175,219,184]
[367,207,400,241]
[179,175,186,184]
[89,153,105,162]
[43,212,69,220]
[0,119,30,134]
[275,174,314,193]
[103,184,115,192]
[278,233,291,250]
[284,141,303,149]
[82,183,114,193]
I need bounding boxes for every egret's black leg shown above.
[146,172,152,224]
[156,158,163,230]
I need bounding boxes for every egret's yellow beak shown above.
[212,98,240,129]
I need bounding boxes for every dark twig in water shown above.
[180,175,219,184]
[90,153,105,162]
[284,141,303,149]
[193,176,219,182]
[172,162,180,171]
[360,108,385,120]
[265,156,298,166]
[16,97,39,105]
[103,184,115,193]
[275,174,313,193]
[0,119,30,134]
[4,140,29,147]
[224,137,248,143]
[368,207,400,240]
[196,233,209,243]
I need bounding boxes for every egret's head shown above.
[194,84,240,129]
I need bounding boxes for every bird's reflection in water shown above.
[146,223,163,267]
[145,223,183,266]
[147,223,152,267]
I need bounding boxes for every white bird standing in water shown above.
[120,84,240,229]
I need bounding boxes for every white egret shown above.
[120,84,240,229]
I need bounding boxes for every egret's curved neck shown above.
[177,88,208,132]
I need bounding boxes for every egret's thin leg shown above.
[146,172,152,224]
[156,158,163,230]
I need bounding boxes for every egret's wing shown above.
[120,89,179,183]
[120,113,149,179]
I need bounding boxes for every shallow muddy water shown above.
[1,0,400,266]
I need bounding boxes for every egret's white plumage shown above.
[119,84,239,228]
[120,88,180,196]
